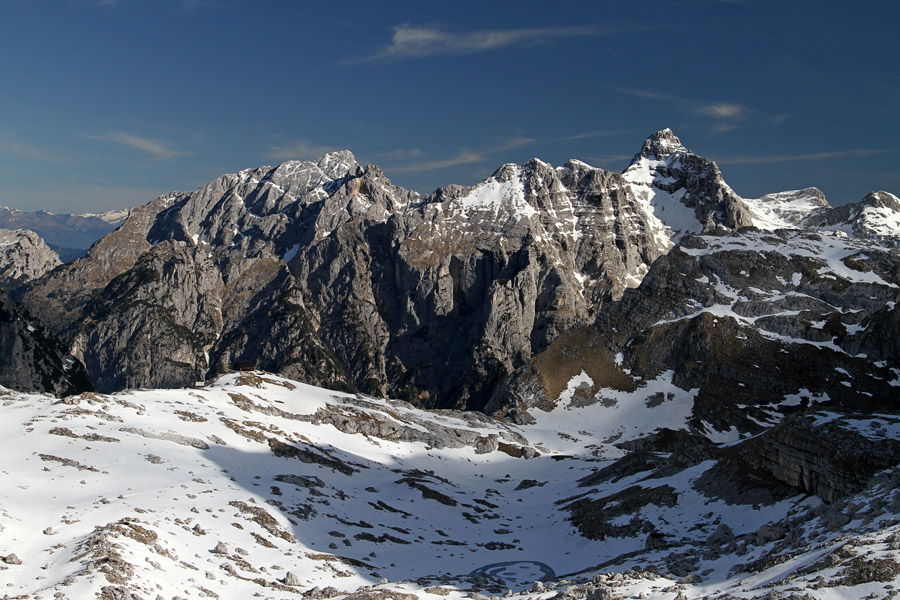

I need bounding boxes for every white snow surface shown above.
[742,188,900,246]
[622,155,701,248]
[742,188,828,230]
[2,373,900,599]
[450,170,537,220]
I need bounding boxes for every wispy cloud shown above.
[264,139,338,162]
[613,87,753,133]
[612,87,675,101]
[391,150,486,173]
[388,137,535,173]
[85,132,185,160]
[0,138,49,161]
[697,102,745,119]
[717,149,882,165]
[364,24,599,62]
[564,129,630,141]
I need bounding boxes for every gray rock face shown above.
[490,227,900,431]
[24,132,748,407]
[729,413,900,504]
[19,130,898,414]
[623,128,754,242]
[0,294,92,396]
[0,228,61,291]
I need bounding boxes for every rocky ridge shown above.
[21,130,770,408]
[491,226,899,412]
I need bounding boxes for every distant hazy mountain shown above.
[0,205,129,251]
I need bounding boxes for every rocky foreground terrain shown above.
[1,372,899,600]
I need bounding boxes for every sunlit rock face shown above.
[19,131,900,413]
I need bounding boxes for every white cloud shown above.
[0,138,49,161]
[697,102,745,119]
[366,24,598,61]
[613,88,755,133]
[611,87,676,101]
[86,132,185,160]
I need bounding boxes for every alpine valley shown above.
[1,130,899,600]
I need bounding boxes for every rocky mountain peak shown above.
[637,128,687,160]
[623,129,753,239]
[18,131,898,411]
[489,162,525,182]
[0,228,61,291]
[862,190,900,210]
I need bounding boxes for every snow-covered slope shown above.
[2,373,900,599]
[741,187,831,230]
[739,187,900,246]
[620,128,753,251]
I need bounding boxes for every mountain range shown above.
[9,129,899,411]
[0,129,898,599]
[0,205,128,261]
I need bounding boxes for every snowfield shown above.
[2,372,900,600]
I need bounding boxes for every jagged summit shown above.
[18,130,900,407]
[636,127,687,161]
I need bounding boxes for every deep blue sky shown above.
[1,0,897,213]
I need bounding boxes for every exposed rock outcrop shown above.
[720,412,900,504]
[0,228,61,291]
[0,294,92,396]
[489,227,900,443]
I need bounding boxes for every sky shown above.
[0,0,898,214]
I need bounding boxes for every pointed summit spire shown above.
[639,128,687,160]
